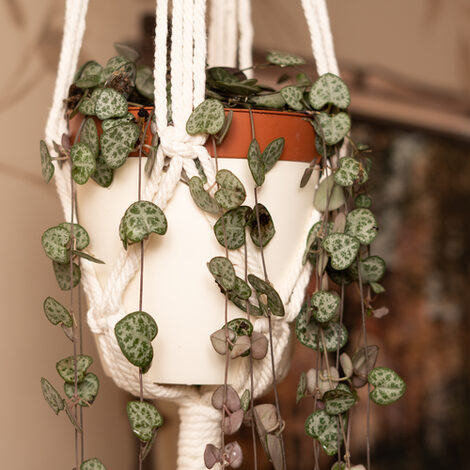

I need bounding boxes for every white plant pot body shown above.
[77,156,317,385]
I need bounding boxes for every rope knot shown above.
[159,125,206,159]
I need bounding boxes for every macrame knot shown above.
[159,125,207,159]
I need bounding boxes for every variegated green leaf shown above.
[53,261,81,290]
[262,137,285,173]
[208,256,236,291]
[58,222,90,250]
[186,99,225,135]
[95,88,128,120]
[81,458,107,470]
[119,201,167,249]
[127,401,163,442]
[370,281,386,294]
[40,140,54,183]
[101,122,140,169]
[215,169,246,210]
[304,409,342,456]
[75,61,103,88]
[323,233,360,270]
[311,290,340,323]
[115,311,157,372]
[314,175,346,212]
[227,318,254,337]
[189,176,220,214]
[248,204,275,247]
[355,194,372,208]
[303,221,334,265]
[280,86,303,111]
[229,293,262,316]
[349,256,386,283]
[56,355,93,384]
[324,384,357,415]
[232,277,252,300]
[309,73,350,110]
[43,296,72,327]
[266,51,306,67]
[240,389,250,412]
[250,92,286,109]
[101,55,131,83]
[248,274,285,317]
[136,65,154,100]
[296,372,307,404]
[41,377,64,415]
[79,88,102,116]
[91,155,114,187]
[334,157,361,187]
[64,372,99,406]
[247,139,265,186]
[345,208,378,245]
[71,142,96,184]
[41,226,70,263]
[315,112,351,146]
[368,367,406,405]
[102,112,135,131]
[80,118,99,158]
[214,206,251,250]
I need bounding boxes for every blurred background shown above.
[1,0,469,469]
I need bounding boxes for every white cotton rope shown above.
[46,0,342,468]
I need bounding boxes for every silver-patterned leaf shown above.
[101,55,131,83]
[345,208,378,245]
[40,140,54,183]
[81,458,107,470]
[56,355,93,384]
[127,401,163,442]
[186,99,225,135]
[41,226,71,263]
[75,61,103,88]
[91,155,114,187]
[43,296,72,327]
[101,122,140,169]
[240,389,250,412]
[266,51,306,67]
[114,311,158,372]
[250,93,286,109]
[368,367,406,406]
[296,372,307,404]
[280,85,303,111]
[311,290,340,323]
[355,194,372,209]
[136,65,154,100]
[324,384,357,415]
[53,261,81,290]
[41,377,64,415]
[304,409,341,456]
[102,112,135,131]
[232,277,252,300]
[334,157,361,187]
[213,206,251,250]
[323,233,360,270]
[79,88,102,116]
[215,170,246,210]
[248,274,285,317]
[58,222,90,251]
[212,385,241,412]
[64,372,99,406]
[80,118,99,158]
[262,137,285,173]
[247,139,265,186]
[303,221,333,265]
[248,204,275,248]
[228,294,262,316]
[314,175,346,212]
[227,318,253,337]
[71,142,96,185]
[189,176,221,214]
[315,112,351,146]
[95,88,128,120]
[119,201,167,249]
[208,256,236,291]
[309,73,350,110]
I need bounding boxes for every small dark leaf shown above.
[248,204,276,247]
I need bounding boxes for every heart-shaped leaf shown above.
[95,88,128,120]
[248,274,285,317]
[315,112,351,146]
[309,73,350,110]
[334,157,362,187]
[71,142,96,184]
[315,133,336,158]
[215,170,246,209]
[91,155,114,187]
[41,377,64,415]
[56,355,93,384]
[114,42,140,61]
[189,176,221,214]
[64,372,99,406]
[352,345,379,379]
[227,318,253,337]
[42,226,71,263]
[231,277,252,300]
[53,261,81,290]
[240,389,250,412]
[314,175,346,212]
[40,140,54,183]
[250,93,286,109]
[79,88,102,116]
[296,372,307,404]
[248,204,276,247]
[251,331,269,360]
[254,404,279,434]
[102,112,135,131]
[345,208,378,245]
[119,201,167,249]
[266,51,306,67]
[101,55,131,83]
[114,311,158,372]
[75,61,103,88]
[306,367,339,398]
[127,401,163,442]
[303,221,334,264]
[247,139,265,186]
[370,281,386,294]
[355,194,372,209]
[231,335,251,358]
[304,409,341,456]
[208,256,236,291]
[311,290,340,323]
[81,458,107,470]
[43,296,72,327]
[280,86,303,111]
[224,409,244,435]
[204,444,222,469]
[101,122,140,169]
[214,206,251,250]
[135,65,154,100]
[80,118,99,158]
[262,137,285,173]
[186,99,225,135]
[323,233,360,270]
[368,367,406,405]
[223,441,243,468]
[58,222,90,251]
[212,385,241,412]
[324,384,357,415]
[210,328,236,355]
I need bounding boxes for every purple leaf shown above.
[251,331,268,360]
[204,444,221,469]
[224,442,243,468]
[230,335,251,359]
[224,409,244,435]
[211,385,241,412]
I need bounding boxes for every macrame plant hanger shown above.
[44,1,341,469]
